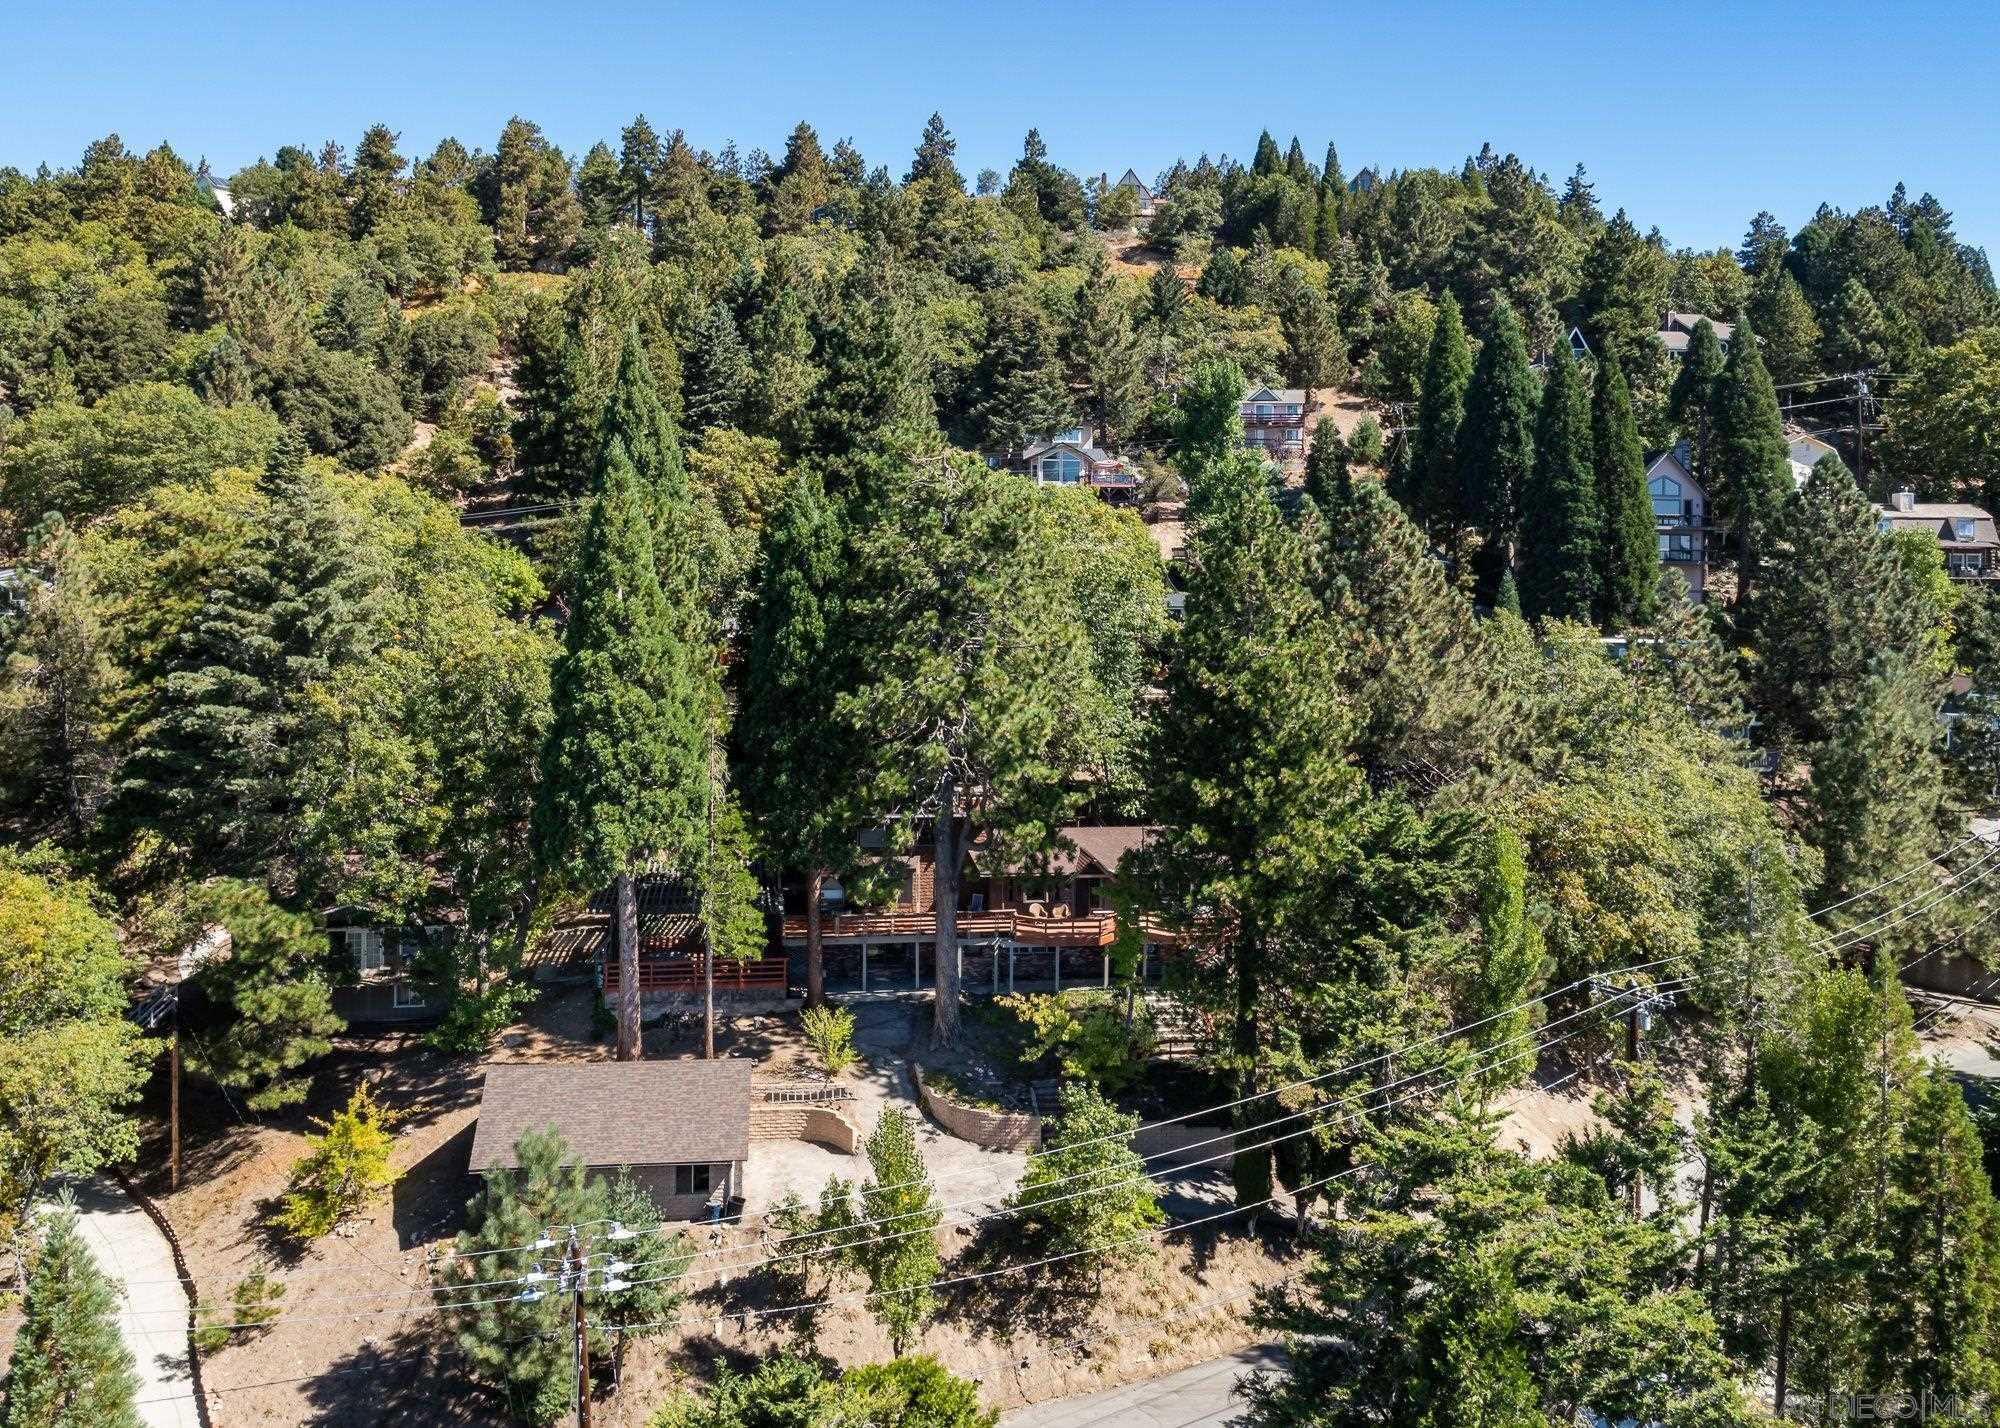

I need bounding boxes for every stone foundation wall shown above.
[912,1066,1042,1152]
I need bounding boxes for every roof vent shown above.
[1892,490,1917,512]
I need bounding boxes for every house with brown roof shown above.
[1876,491,2000,582]
[1657,312,1735,359]
[470,1059,753,1218]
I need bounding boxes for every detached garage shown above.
[469,1059,752,1219]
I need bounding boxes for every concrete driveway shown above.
[56,1176,201,1428]
[1000,1344,1283,1428]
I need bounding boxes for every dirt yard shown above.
[133,988,1299,1426]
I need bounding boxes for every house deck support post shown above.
[861,941,868,993]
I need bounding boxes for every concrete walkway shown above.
[57,1176,201,1428]
[1000,1344,1282,1428]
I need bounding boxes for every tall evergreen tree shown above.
[1667,317,1727,486]
[905,113,962,191]
[618,114,663,229]
[1516,343,1601,622]
[682,302,752,434]
[965,287,1073,457]
[1748,454,1940,754]
[740,472,865,1008]
[534,331,706,1061]
[1593,349,1658,628]
[110,429,375,883]
[1707,320,1793,603]
[1065,247,1141,445]
[798,281,931,489]
[1,1204,140,1428]
[1406,290,1472,540]
[853,1109,941,1353]
[1456,298,1539,600]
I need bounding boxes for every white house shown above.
[1645,443,1712,601]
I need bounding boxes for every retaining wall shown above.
[748,1103,859,1153]
[912,1065,1042,1152]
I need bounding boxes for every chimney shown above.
[1892,490,1917,512]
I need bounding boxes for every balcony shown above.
[1241,410,1306,427]
[782,908,1119,948]
[602,954,790,996]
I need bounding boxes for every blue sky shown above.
[4,0,1995,259]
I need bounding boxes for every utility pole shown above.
[1624,991,1644,1217]
[169,989,180,1192]
[1854,372,1869,484]
[569,1232,592,1428]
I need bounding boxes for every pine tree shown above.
[512,313,601,500]
[1275,266,1343,391]
[1065,247,1141,445]
[1301,419,1348,510]
[446,1128,690,1425]
[1464,823,1548,1092]
[1708,320,1793,602]
[1407,290,1472,539]
[1516,343,1601,622]
[1310,476,1522,793]
[1667,317,1727,485]
[1,1204,140,1428]
[905,113,962,191]
[1251,131,1283,176]
[854,1109,940,1353]
[745,285,820,449]
[1173,359,1249,511]
[1456,298,1538,600]
[618,114,663,229]
[1749,271,1823,387]
[1130,444,1363,1207]
[740,472,865,1008]
[1593,350,1658,628]
[0,527,119,845]
[798,282,931,490]
[965,287,1073,457]
[682,302,752,434]
[111,429,374,881]
[534,330,706,1061]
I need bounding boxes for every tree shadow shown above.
[300,1327,489,1427]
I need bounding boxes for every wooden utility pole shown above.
[1625,996,1643,1217]
[1854,373,1868,483]
[571,1234,592,1428]
[169,994,181,1192]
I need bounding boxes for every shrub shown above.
[997,991,1154,1092]
[271,1083,400,1240]
[194,1268,284,1354]
[1348,413,1386,465]
[801,1004,858,1077]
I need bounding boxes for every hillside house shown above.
[595,870,789,1006]
[470,1059,752,1219]
[998,425,1140,502]
[1876,491,2000,582]
[1350,167,1380,193]
[1111,168,1159,221]
[1657,312,1735,359]
[1241,385,1317,463]
[779,825,1173,994]
[326,908,439,1023]
[1785,422,1839,488]
[1646,443,1714,600]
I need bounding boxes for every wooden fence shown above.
[601,955,790,997]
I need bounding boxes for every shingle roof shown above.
[1063,825,1155,875]
[1241,386,1310,405]
[469,1059,753,1172]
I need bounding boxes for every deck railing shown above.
[781,909,1120,948]
[601,954,790,996]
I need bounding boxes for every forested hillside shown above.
[4,114,2000,1425]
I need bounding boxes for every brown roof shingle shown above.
[469,1059,752,1172]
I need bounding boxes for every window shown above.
[1056,427,1085,444]
[1957,519,1978,541]
[1649,475,1684,522]
[1038,452,1083,484]
[675,1164,712,1196]
[1255,403,1272,419]
[392,981,426,1009]
[332,928,384,972]
[1284,404,1301,417]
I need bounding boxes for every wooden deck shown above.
[601,954,790,997]
[780,909,1119,948]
